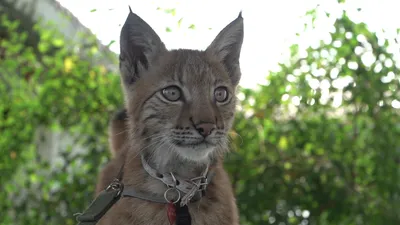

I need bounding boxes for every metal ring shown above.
[164,188,181,204]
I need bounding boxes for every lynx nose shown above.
[195,123,216,138]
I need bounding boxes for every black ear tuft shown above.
[119,11,167,86]
[206,14,244,86]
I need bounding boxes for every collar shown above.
[75,156,216,224]
[139,154,215,206]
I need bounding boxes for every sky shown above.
[56,0,400,89]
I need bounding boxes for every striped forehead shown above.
[171,50,215,87]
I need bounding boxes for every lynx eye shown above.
[162,85,181,102]
[214,87,228,102]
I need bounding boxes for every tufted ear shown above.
[206,12,244,86]
[119,7,167,86]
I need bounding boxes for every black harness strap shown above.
[175,200,192,225]
[115,161,125,181]
[122,187,169,204]
[76,187,122,225]
[76,163,125,225]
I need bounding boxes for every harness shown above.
[75,155,215,225]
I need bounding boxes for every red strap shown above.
[167,202,176,225]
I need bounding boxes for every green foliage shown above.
[0,13,121,225]
[226,9,400,225]
[1,3,399,225]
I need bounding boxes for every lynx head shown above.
[119,9,243,162]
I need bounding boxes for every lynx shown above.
[92,8,243,225]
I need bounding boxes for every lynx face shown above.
[119,11,243,161]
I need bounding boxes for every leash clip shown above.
[106,178,123,196]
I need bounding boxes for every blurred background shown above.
[0,0,399,224]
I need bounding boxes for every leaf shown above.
[177,18,183,28]
[38,42,49,53]
[52,38,64,47]
[164,8,176,16]
[278,136,289,150]
[64,57,74,72]
[107,40,115,48]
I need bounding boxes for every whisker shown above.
[114,129,129,136]
[126,136,166,165]
[148,138,170,162]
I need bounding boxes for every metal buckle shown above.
[199,177,208,191]
[106,178,123,196]
[190,176,208,190]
